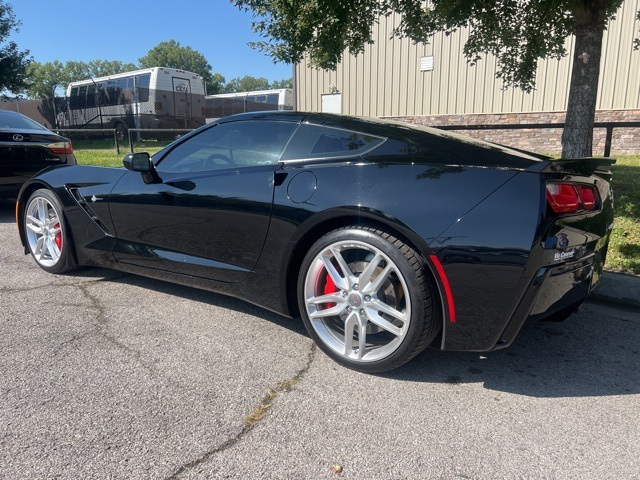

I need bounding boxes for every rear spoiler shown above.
[543,157,616,176]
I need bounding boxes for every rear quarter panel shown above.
[252,159,525,318]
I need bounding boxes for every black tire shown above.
[23,189,77,274]
[114,123,127,142]
[298,226,440,373]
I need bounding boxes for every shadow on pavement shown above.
[393,300,640,398]
[98,269,640,399]
[7,196,638,399]
[102,270,309,337]
[0,199,16,224]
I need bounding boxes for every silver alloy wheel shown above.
[303,240,411,362]
[25,195,64,268]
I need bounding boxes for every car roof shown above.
[217,111,547,163]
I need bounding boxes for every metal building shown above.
[294,1,640,153]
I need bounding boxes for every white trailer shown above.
[63,67,206,137]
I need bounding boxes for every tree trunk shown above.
[561,2,609,158]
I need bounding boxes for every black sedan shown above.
[15,112,614,372]
[0,110,76,199]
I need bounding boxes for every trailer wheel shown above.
[114,123,127,142]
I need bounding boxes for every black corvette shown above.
[16,112,614,372]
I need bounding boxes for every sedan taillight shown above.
[47,141,73,155]
[546,182,599,214]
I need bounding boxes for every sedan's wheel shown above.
[24,189,76,274]
[298,226,440,372]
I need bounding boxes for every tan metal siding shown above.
[296,0,640,116]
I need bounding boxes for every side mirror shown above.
[123,152,161,184]
[123,152,152,173]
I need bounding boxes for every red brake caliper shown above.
[54,223,62,249]
[324,273,337,308]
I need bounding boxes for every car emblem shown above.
[556,233,569,249]
[348,293,363,308]
[13,134,24,142]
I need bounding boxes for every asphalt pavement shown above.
[1,198,639,479]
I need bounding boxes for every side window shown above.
[137,74,150,102]
[86,85,96,108]
[155,121,297,174]
[77,85,87,109]
[69,87,79,109]
[96,83,107,106]
[105,80,117,106]
[116,78,132,105]
[281,124,385,161]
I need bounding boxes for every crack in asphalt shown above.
[165,343,317,480]
[66,283,156,372]
[46,281,157,380]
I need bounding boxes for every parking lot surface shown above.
[1,199,639,479]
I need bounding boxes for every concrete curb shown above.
[591,271,640,309]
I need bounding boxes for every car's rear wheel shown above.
[298,226,440,372]
[24,189,76,274]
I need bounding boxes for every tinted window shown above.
[77,85,87,108]
[136,74,150,102]
[281,124,385,161]
[86,85,97,108]
[116,78,132,104]
[155,120,296,174]
[105,80,117,106]
[69,87,79,109]
[96,83,106,106]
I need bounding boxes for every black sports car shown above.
[16,112,614,372]
[0,110,76,199]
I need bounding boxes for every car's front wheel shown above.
[24,189,76,274]
[298,226,440,373]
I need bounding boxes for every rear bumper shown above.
[493,254,598,349]
[436,169,613,352]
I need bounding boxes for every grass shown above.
[72,143,640,274]
[72,138,171,166]
[607,155,640,274]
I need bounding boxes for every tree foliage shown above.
[0,1,31,93]
[25,59,137,98]
[222,75,292,92]
[85,59,137,78]
[224,75,270,92]
[235,0,638,157]
[25,60,65,99]
[139,40,218,93]
[271,77,293,89]
[209,72,227,94]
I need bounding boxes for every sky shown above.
[10,0,293,83]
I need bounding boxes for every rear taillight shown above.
[546,182,599,214]
[47,141,73,155]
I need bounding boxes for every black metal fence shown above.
[2,96,639,157]
[436,121,640,157]
[1,88,206,131]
